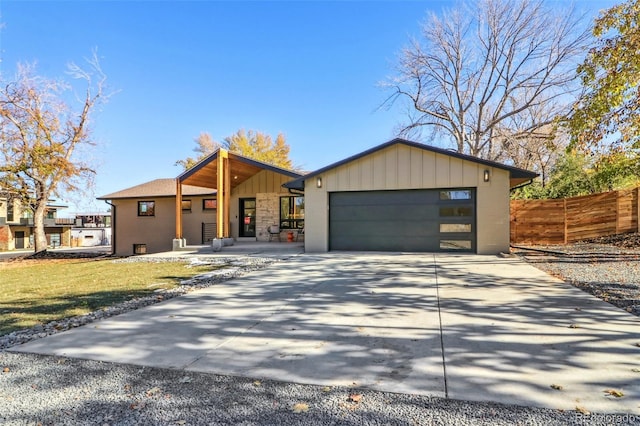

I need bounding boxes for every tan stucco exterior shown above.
[112,195,216,256]
[109,170,297,255]
[303,143,511,255]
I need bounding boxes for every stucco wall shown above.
[304,143,511,254]
[112,195,215,256]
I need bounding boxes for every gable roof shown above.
[178,149,303,189]
[97,178,216,200]
[283,138,538,190]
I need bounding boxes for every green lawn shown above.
[0,259,219,335]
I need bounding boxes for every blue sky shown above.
[0,0,616,213]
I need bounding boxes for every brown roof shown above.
[97,178,216,200]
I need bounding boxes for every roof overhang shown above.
[178,149,302,189]
[283,138,538,191]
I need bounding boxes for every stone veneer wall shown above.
[255,193,281,241]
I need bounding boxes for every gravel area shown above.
[513,241,640,317]
[3,251,640,424]
[1,351,615,426]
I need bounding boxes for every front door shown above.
[15,231,25,249]
[239,198,256,237]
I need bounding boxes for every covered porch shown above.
[173,148,304,250]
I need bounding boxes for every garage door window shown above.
[440,240,472,250]
[440,190,471,200]
[440,206,473,217]
[440,223,472,232]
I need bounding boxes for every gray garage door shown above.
[329,189,475,252]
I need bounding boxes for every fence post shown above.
[563,198,568,244]
[616,190,621,234]
[637,187,640,233]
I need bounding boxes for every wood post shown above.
[223,155,230,237]
[216,149,228,239]
[563,198,568,244]
[175,179,182,239]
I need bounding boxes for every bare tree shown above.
[0,53,107,252]
[384,0,590,160]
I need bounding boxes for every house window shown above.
[203,199,217,210]
[138,201,155,216]
[7,201,13,222]
[181,200,192,212]
[280,196,304,229]
[46,210,55,219]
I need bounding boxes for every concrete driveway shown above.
[11,253,640,414]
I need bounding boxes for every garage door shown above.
[329,189,475,252]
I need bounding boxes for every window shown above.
[440,224,472,233]
[440,190,472,200]
[280,196,304,229]
[439,207,473,217]
[181,200,192,211]
[440,240,472,250]
[46,210,55,219]
[7,201,13,222]
[138,201,155,216]
[203,199,217,210]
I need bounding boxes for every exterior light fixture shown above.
[483,169,490,182]
[316,177,323,188]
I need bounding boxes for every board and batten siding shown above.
[230,169,295,240]
[304,144,511,254]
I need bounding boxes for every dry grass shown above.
[0,258,217,335]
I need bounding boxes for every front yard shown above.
[0,257,217,335]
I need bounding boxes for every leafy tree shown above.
[224,129,292,169]
[569,0,640,155]
[0,56,107,252]
[542,151,595,199]
[512,150,640,199]
[177,129,293,170]
[175,132,221,170]
[384,0,589,160]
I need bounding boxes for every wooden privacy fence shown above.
[510,187,640,245]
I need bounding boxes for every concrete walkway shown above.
[11,253,640,414]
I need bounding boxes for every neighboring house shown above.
[70,213,112,247]
[0,197,73,251]
[99,139,537,256]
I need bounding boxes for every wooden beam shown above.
[216,149,228,239]
[224,156,231,237]
[175,179,182,239]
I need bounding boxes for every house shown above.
[97,178,218,255]
[98,153,303,256]
[70,213,112,247]
[98,139,537,256]
[284,139,537,254]
[0,197,73,250]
